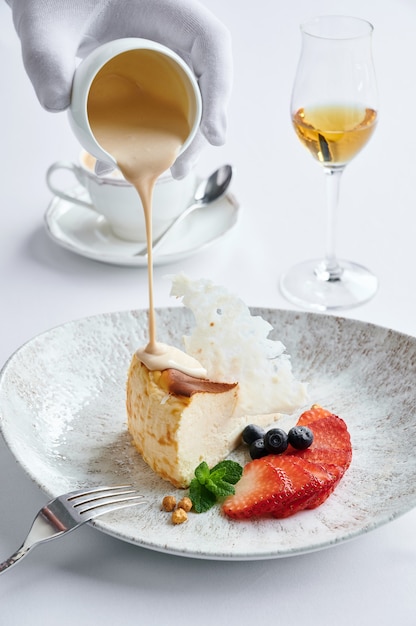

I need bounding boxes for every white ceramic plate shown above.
[1,308,416,560]
[44,187,240,267]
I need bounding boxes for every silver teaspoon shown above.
[135,164,233,256]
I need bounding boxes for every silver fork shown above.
[0,485,146,574]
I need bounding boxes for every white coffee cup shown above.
[68,38,202,167]
[46,151,197,242]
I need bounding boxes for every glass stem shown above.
[320,166,345,281]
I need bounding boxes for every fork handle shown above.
[0,544,33,573]
[0,511,65,575]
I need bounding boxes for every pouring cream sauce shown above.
[87,48,207,378]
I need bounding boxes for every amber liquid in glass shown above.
[292,105,377,166]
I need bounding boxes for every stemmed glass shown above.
[280,15,378,310]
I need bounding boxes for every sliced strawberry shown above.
[265,457,341,518]
[275,457,341,483]
[297,407,351,451]
[287,407,352,471]
[294,446,351,470]
[223,405,352,520]
[222,458,291,519]
[222,456,320,520]
[296,404,334,425]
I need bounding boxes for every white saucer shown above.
[44,186,240,267]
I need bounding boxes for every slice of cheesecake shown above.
[126,354,280,488]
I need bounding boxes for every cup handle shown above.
[46,162,94,209]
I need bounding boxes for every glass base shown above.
[280,259,378,311]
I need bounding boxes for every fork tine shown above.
[66,485,146,517]
[65,485,135,502]
[78,495,147,519]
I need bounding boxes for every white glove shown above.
[6,0,232,178]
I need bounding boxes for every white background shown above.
[0,0,415,623]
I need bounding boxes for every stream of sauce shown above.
[87,49,207,378]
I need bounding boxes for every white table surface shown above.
[1,0,415,623]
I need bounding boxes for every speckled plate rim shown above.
[0,307,416,561]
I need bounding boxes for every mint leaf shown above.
[194,461,210,484]
[207,466,227,483]
[205,477,236,498]
[189,459,243,513]
[211,460,243,485]
[189,478,217,513]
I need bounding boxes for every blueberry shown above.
[242,424,266,445]
[288,426,314,450]
[249,438,269,459]
[264,428,288,454]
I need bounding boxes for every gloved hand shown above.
[6,0,232,178]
